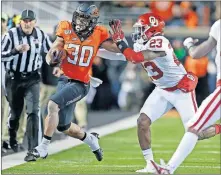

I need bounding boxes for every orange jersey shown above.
[56,21,109,83]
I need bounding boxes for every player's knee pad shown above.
[57,123,71,132]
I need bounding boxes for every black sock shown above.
[80,132,87,141]
[44,135,52,141]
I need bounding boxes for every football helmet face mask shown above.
[75,16,90,32]
[72,3,99,39]
[132,13,165,44]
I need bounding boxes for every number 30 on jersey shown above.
[67,44,94,67]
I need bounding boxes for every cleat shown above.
[24,148,48,162]
[93,148,103,161]
[136,161,156,173]
[24,149,40,162]
[24,152,37,162]
[2,141,10,150]
[90,132,103,161]
[91,132,100,139]
[150,160,170,174]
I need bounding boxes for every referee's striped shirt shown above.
[1,26,52,72]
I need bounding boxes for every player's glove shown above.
[109,19,125,43]
[183,37,199,50]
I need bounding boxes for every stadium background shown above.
[1,1,220,174]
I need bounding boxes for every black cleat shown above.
[91,132,100,139]
[91,132,103,161]
[2,141,10,150]
[93,148,103,161]
[24,152,37,162]
[24,149,48,162]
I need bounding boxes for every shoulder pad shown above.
[95,25,108,32]
[58,21,72,29]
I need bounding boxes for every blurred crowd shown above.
[104,1,220,28]
[1,1,219,154]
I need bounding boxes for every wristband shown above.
[116,40,129,53]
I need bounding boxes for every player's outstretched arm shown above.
[46,36,64,66]
[101,39,122,53]
[183,36,216,59]
[109,19,166,63]
[97,48,127,61]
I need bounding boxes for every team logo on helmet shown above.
[149,16,158,27]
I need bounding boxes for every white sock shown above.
[38,137,50,150]
[142,148,154,163]
[83,133,99,151]
[35,137,50,157]
[167,132,198,173]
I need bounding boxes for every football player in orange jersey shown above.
[24,3,123,162]
[24,3,164,162]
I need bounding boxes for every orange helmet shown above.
[132,13,165,44]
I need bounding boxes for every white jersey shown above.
[209,19,221,81]
[134,36,186,88]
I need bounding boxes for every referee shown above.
[1,10,51,160]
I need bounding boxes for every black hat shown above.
[21,9,36,20]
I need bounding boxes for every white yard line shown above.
[2,114,139,170]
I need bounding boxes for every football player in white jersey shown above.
[151,19,221,174]
[109,13,199,173]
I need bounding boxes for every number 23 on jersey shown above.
[66,43,94,67]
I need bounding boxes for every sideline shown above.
[2,109,179,170]
[2,114,139,170]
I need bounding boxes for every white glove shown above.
[183,37,199,50]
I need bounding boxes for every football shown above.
[58,48,67,60]
[50,47,67,65]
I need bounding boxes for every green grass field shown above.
[3,117,220,174]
